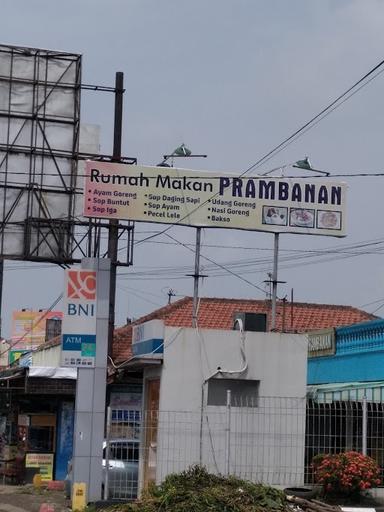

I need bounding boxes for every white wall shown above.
[31,344,61,367]
[0,342,9,367]
[159,327,307,409]
[143,327,308,487]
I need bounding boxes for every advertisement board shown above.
[0,44,82,262]
[11,311,63,350]
[61,269,97,367]
[308,328,336,358]
[25,453,54,481]
[61,269,96,367]
[83,162,347,237]
[132,319,164,356]
[9,350,28,365]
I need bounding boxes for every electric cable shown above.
[116,284,163,308]
[108,327,183,370]
[132,56,384,246]
[252,65,384,174]
[368,301,384,315]
[3,60,384,323]
[164,232,268,296]
[0,292,63,358]
[359,298,384,309]
[4,170,384,181]
[117,237,384,281]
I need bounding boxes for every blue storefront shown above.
[55,401,75,481]
[306,319,384,482]
[308,318,384,387]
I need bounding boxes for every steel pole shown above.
[107,72,124,358]
[192,227,202,328]
[362,395,368,456]
[104,406,112,500]
[0,258,3,338]
[225,389,231,476]
[271,233,279,331]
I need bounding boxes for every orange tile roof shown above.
[112,296,377,363]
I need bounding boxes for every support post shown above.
[104,406,112,500]
[271,233,279,331]
[107,71,124,358]
[345,402,354,451]
[72,258,110,502]
[199,385,204,465]
[225,389,231,476]
[0,258,3,338]
[192,228,202,328]
[362,395,368,456]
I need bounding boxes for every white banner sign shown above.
[83,162,347,237]
[61,269,97,367]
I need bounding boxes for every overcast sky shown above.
[2,0,384,339]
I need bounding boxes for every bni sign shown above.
[61,269,97,367]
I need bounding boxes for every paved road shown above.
[0,485,69,512]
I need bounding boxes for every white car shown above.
[103,439,139,499]
[66,438,139,500]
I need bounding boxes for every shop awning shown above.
[118,354,163,370]
[27,367,77,379]
[307,381,384,402]
[0,367,25,381]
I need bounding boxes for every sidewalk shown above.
[0,485,69,512]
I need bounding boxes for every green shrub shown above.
[313,451,381,499]
[105,465,287,512]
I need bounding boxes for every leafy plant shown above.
[104,465,287,512]
[312,451,381,499]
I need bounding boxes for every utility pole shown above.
[192,228,202,328]
[167,289,176,305]
[0,258,3,338]
[266,233,286,332]
[107,72,124,358]
[271,233,279,331]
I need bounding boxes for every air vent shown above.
[233,312,267,332]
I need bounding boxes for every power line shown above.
[116,284,164,308]
[251,65,384,174]
[4,236,384,275]
[133,57,384,247]
[3,57,384,262]
[135,237,384,255]
[118,237,384,282]
[0,293,63,357]
[360,297,384,308]
[4,60,384,311]
[4,170,384,182]
[243,59,384,176]
[164,233,270,296]
[370,301,384,315]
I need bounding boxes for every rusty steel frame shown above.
[0,44,135,266]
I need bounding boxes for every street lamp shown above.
[156,144,207,327]
[293,156,330,176]
[157,143,207,167]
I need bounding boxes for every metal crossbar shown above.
[105,396,384,500]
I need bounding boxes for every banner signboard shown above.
[61,269,97,367]
[83,162,347,237]
[25,453,54,481]
[132,319,164,356]
[11,310,63,350]
[308,328,336,358]
[9,350,28,365]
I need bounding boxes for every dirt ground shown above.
[0,484,70,512]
